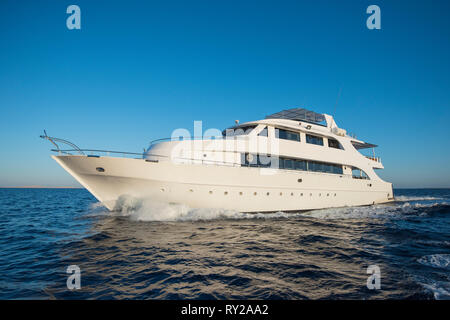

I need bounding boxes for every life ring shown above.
[246,154,254,163]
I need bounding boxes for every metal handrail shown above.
[147,135,255,145]
[40,132,361,177]
[52,149,145,156]
[149,136,226,145]
[41,131,144,157]
[40,130,85,155]
[365,156,381,163]
[46,147,357,178]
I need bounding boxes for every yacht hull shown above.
[53,155,394,212]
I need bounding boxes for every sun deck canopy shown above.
[351,141,378,149]
[266,108,326,126]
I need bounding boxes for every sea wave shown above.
[297,202,449,220]
[395,196,444,201]
[418,254,450,270]
[420,281,450,300]
[1,188,449,299]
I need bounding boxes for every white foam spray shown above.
[91,194,448,222]
[111,195,304,222]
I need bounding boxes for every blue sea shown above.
[0,188,449,300]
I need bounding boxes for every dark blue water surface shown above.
[0,188,449,299]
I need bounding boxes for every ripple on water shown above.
[0,188,449,299]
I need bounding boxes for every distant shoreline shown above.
[0,186,84,189]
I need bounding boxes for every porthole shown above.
[280,192,283,196]
[96,167,105,173]
[319,193,321,196]
[291,192,294,196]
[254,192,257,196]
[239,192,243,196]
[300,193,303,196]
[298,178,302,183]
[310,193,312,196]
[224,191,228,195]
[160,188,165,192]
[327,193,329,196]
[209,191,213,194]
[266,192,270,196]
[189,189,193,192]
[334,193,337,196]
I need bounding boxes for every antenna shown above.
[333,86,342,116]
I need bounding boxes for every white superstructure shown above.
[43,108,394,212]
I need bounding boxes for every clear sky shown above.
[0,0,449,188]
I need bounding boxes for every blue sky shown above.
[0,0,449,188]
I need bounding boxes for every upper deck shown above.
[229,108,377,148]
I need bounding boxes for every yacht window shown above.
[240,153,343,175]
[284,159,294,169]
[242,153,273,167]
[332,165,343,174]
[306,134,323,146]
[294,159,307,171]
[258,127,268,137]
[279,158,285,169]
[328,138,343,149]
[308,161,322,172]
[275,128,300,142]
[309,161,343,174]
[223,125,256,137]
[352,167,369,180]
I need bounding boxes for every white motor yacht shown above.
[42,108,394,212]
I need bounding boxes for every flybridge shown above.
[265,108,327,126]
[265,108,378,149]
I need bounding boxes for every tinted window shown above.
[333,165,343,174]
[258,127,268,137]
[328,138,342,149]
[307,161,342,174]
[306,134,323,146]
[284,159,294,169]
[323,163,333,173]
[309,161,322,172]
[279,158,285,169]
[352,167,369,179]
[224,126,256,137]
[240,154,343,175]
[294,160,307,171]
[276,129,300,142]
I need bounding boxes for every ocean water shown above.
[0,188,449,300]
